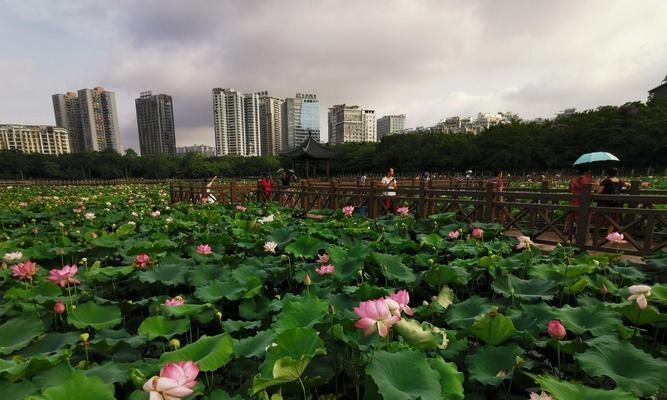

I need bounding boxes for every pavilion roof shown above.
[279,135,335,160]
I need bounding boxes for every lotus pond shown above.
[1,184,666,400]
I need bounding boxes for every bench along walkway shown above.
[170,179,667,257]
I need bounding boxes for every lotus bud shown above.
[54,301,65,314]
[593,260,600,267]
[112,224,116,228]
[169,338,181,350]
[422,300,429,307]
[215,311,222,320]
[495,369,507,378]
[71,304,77,310]
[129,368,147,389]
[80,333,90,342]
[304,273,312,286]
[599,283,608,295]
[328,304,335,314]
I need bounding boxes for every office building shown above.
[257,92,284,156]
[649,76,667,102]
[328,104,378,145]
[212,88,261,156]
[376,114,406,140]
[52,87,121,152]
[176,144,216,157]
[0,124,70,155]
[282,93,320,150]
[135,91,176,156]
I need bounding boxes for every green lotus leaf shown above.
[366,349,442,400]
[508,303,557,337]
[137,316,190,340]
[160,334,234,372]
[266,228,297,246]
[418,233,444,249]
[32,362,74,390]
[0,350,71,379]
[272,295,328,333]
[0,317,46,355]
[258,327,325,379]
[39,371,115,400]
[434,285,454,309]
[91,329,147,349]
[284,236,323,258]
[491,275,558,301]
[469,309,517,345]
[161,303,214,323]
[424,264,470,287]
[19,332,81,357]
[610,302,667,325]
[328,245,367,279]
[649,283,667,305]
[138,264,187,286]
[90,234,121,248]
[394,318,448,350]
[188,264,225,288]
[575,341,667,396]
[534,375,636,400]
[427,356,464,400]
[4,282,62,304]
[233,330,277,358]
[68,302,122,330]
[83,361,144,385]
[0,379,38,400]
[445,296,493,329]
[372,252,415,283]
[563,278,590,295]
[555,304,622,336]
[465,344,524,386]
[195,280,245,302]
[220,319,262,333]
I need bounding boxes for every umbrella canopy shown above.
[573,152,620,166]
[276,168,295,173]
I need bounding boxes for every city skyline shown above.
[1,1,667,153]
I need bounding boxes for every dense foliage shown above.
[1,101,666,180]
[1,184,666,399]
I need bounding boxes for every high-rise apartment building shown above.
[52,87,121,152]
[0,124,70,155]
[362,109,376,142]
[257,92,284,156]
[135,91,176,156]
[282,93,320,150]
[377,114,406,140]
[212,88,261,156]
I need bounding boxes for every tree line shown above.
[1,100,665,180]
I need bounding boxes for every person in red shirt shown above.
[564,167,592,237]
[260,173,273,201]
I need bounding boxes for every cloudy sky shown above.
[1,0,666,153]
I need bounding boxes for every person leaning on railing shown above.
[206,176,218,203]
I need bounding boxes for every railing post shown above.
[230,181,237,204]
[256,180,263,203]
[417,179,426,219]
[301,181,308,210]
[369,181,378,218]
[483,182,494,222]
[331,180,339,210]
[575,183,592,250]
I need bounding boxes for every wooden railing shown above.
[170,180,667,256]
[1,178,173,186]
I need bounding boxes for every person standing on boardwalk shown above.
[206,176,218,203]
[596,167,629,234]
[381,168,397,213]
[260,173,273,201]
[490,170,505,224]
[564,166,592,238]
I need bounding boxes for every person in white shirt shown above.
[381,168,397,212]
[206,176,218,203]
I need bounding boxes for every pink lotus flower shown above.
[529,392,554,400]
[547,320,566,340]
[135,253,151,268]
[354,299,400,337]
[151,210,161,218]
[628,284,651,310]
[236,205,246,212]
[143,361,199,400]
[447,230,460,240]
[84,212,95,220]
[164,296,185,307]
[11,260,38,281]
[317,253,329,264]
[264,241,277,254]
[342,206,354,217]
[73,207,82,214]
[315,264,335,275]
[54,301,66,314]
[606,232,627,244]
[386,290,413,317]
[196,244,212,255]
[516,235,534,250]
[19,202,28,208]
[48,265,80,287]
[471,228,484,239]
[396,207,410,217]
[304,273,312,286]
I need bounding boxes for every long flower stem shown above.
[632,308,642,338]
[298,376,307,400]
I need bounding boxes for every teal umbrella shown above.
[573,152,620,166]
